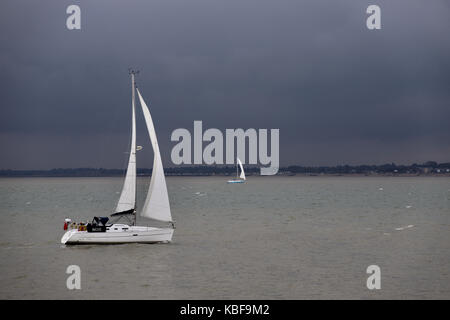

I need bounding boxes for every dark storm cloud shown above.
[0,0,449,169]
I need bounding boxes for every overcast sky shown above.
[0,0,449,169]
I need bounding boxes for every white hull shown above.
[61,224,174,245]
[227,179,245,183]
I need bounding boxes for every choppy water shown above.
[0,176,449,299]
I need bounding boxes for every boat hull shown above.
[227,180,245,183]
[61,226,174,245]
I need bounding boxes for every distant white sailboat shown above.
[227,157,246,183]
[61,70,174,244]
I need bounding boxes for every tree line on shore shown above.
[1,161,449,177]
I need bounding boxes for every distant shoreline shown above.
[1,161,449,177]
[0,174,448,178]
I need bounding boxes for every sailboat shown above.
[61,70,174,244]
[227,157,246,183]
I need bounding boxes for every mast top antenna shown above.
[129,69,139,87]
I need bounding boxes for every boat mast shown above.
[130,69,139,226]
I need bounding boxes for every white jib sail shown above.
[115,78,137,213]
[237,157,246,180]
[136,88,172,222]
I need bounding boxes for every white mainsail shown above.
[237,157,246,180]
[136,88,172,222]
[115,74,137,213]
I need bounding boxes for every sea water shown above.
[0,176,449,299]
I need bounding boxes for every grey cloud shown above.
[0,0,449,169]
